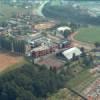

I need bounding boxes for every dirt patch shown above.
[34,21,56,30]
[0,52,23,72]
[38,55,65,68]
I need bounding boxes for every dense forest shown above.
[0,63,66,100]
[42,3,100,25]
[0,36,25,54]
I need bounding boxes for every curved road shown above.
[33,0,49,17]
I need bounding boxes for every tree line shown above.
[42,4,100,25]
[0,36,25,54]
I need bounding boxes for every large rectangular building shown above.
[62,47,82,60]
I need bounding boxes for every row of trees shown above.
[79,47,94,66]
[0,36,25,54]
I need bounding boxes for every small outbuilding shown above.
[57,26,71,32]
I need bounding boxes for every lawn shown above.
[75,26,100,43]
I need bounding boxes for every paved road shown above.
[33,0,49,17]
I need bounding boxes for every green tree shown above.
[13,40,25,54]
[0,63,65,99]
[63,30,71,38]
[0,36,12,51]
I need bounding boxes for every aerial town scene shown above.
[0,0,100,100]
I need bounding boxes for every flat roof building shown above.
[62,47,82,60]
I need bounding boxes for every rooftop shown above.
[57,26,71,32]
[31,45,49,52]
[62,47,82,60]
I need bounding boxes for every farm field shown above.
[48,88,83,100]
[0,52,23,72]
[67,69,98,94]
[75,26,100,43]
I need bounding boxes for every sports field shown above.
[75,26,100,43]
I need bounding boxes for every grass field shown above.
[67,69,98,93]
[75,26,100,43]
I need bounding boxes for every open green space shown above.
[67,69,97,93]
[75,26,100,43]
